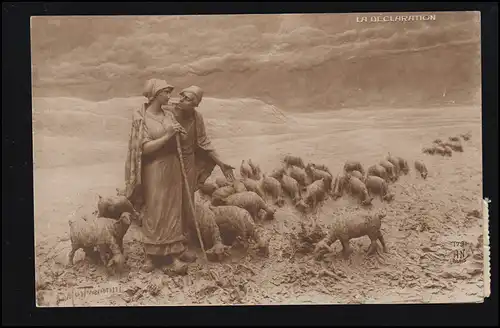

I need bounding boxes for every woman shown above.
[125,79,234,275]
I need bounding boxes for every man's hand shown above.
[219,163,235,181]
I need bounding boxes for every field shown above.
[33,96,485,306]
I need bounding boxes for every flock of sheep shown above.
[65,131,472,275]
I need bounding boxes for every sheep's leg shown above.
[378,232,388,253]
[67,244,80,266]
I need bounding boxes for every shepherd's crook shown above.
[176,133,208,262]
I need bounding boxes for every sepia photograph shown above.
[31,12,488,307]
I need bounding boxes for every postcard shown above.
[31,12,489,307]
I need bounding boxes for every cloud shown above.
[32,13,481,107]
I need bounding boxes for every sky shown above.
[31,12,481,110]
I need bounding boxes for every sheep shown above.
[219,191,276,221]
[215,177,231,188]
[282,155,305,169]
[209,205,269,256]
[240,178,265,199]
[261,174,285,207]
[296,178,328,213]
[240,160,253,179]
[379,160,398,182]
[247,159,262,180]
[212,185,236,206]
[365,176,394,202]
[68,212,132,273]
[305,164,333,191]
[414,160,428,179]
[367,164,389,182]
[286,165,310,186]
[314,211,388,259]
[343,161,365,175]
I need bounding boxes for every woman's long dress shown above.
[141,110,197,257]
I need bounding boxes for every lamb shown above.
[396,156,410,175]
[365,176,394,202]
[309,163,332,175]
[247,159,262,180]
[190,202,230,262]
[422,147,436,155]
[433,138,444,146]
[338,175,373,206]
[282,155,305,169]
[233,179,248,193]
[349,170,364,181]
[212,185,236,206]
[286,165,310,186]
[209,205,269,256]
[379,160,398,182]
[197,182,218,197]
[314,211,388,259]
[215,177,231,188]
[97,195,137,221]
[331,173,349,199]
[414,160,428,179]
[441,145,453,157]
[460,132,472,141]
[278,172,302,205]
[367,164,389,182]
[296,178,328,213]
[305,164,333,191]
[261,174,285,207]
[240,160,253,179]
[343,161,365,175]
[269,167,286,180]
[240,178,265,199]
[386,154,401,176]
[219,191,276,221]
[68,212,132,273]
[444,140,464,152]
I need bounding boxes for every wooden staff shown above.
[175,133,208,262]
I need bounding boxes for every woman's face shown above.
[178,91,197,111]
[156,88,173,105]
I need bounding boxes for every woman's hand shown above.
[219,163,236,181]
[165,122,187,137]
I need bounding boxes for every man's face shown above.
[178,91,197,111]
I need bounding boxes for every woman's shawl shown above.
[124,104,217,209]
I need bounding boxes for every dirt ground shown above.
[33,99,485,306]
